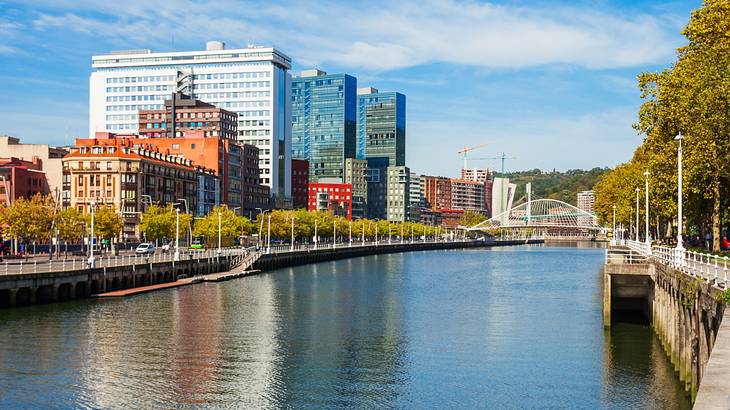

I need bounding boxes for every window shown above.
[172,144,180,150]
[107,161,112,170]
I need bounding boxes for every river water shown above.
[0,246,691,409]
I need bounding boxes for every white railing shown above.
[625,239,651,256]
[605,247,648,265]
[651,244,730,288]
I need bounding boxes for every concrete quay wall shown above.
[253,240,542,271]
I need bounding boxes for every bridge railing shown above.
[605,247,648,265]
[651,245,729,288]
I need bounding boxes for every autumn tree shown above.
[193,205,250,247]
[57,207,85,256]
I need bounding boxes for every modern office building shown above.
[344,158,367,219]
[0,157,49,206]
[63,138,201,241]
[307,181,353,220]
[291,70,357,181]
[138,93,237,139]
[365,157,389,220]
[0,135,68,197]
[386,166,410,222]
[89,41,292,199]
[408,172,425,222]
[291,159,309,209]
[357,88,406,166]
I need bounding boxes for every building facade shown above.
[0,135,67,197]
[386,166,410,222]
[307,182,353,220]
[451,179,487,213]
[291,159,309,209]
[365,157,389,220]
[0,157,49,206]
[357,88,406,166]
[344,158,367,219]
[138,93,237,139]
[577,190,595,213]
[423,176,452,210]
[408,172,425,222]
[89,41,292,199]
[63,138,201,241]
[292,70,357,181]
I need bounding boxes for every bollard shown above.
[49,259,52,272]
[34,261,37,273]
[20,261,23,274]
[63,259,66,271]
[4,261,7,275]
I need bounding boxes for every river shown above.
[0,245,691,408]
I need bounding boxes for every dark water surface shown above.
[0,246,691,408]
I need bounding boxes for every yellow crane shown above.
[457,142,490,170]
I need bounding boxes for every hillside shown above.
[503,168,609,206]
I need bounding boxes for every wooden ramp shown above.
[94,277,200,298]
[201,270,260,282]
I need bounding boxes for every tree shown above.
[459,211,487,228]
[0,194,55,252]
[633,0,730,250]
[57,207,85,256]
[88,206,123,242]
[193,206,249,247]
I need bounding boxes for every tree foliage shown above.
[140,204,192,243]
[88,206,123,241]
[0,194,55,244]
[506,168,609,205]
[595,0,730,250]
[193,205,252,247]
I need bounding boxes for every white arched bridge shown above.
[464,199,601,232]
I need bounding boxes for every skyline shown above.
[0,0,701,177]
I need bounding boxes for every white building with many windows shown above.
[89,41,292,199]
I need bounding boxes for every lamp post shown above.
[217,210,222,255]
[400,223,404,244]
[333,218,337,249]
[612,205,616,245]
[675,132,685,251]
[290,216,295,252]
[361,221,365,246]
[388,224,392,244]
[349,220,352,247]
[88,200,96,268]
[256,208,268,250]
[178,198,192,248]
[644,170,650,245]
[267,214,271,254]
[174,208,180,261]
[314,218,318,250]
[635,187,640,241]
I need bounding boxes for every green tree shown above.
[88,206,123,242]
[193,205,249,247]
[459,211,487,228]
[57,207,85,256]
[633,0,730,250]
[0,194,56,252]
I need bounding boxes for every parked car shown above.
[135,243,156,255]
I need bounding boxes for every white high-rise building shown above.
[89,41,292,199]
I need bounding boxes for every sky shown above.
[0,0,702,177]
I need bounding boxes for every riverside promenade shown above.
[0,238,542,308]
[604,240,730,407]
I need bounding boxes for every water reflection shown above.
[0,247,690,408]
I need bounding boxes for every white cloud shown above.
[26,0,683,71]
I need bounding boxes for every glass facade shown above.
[291,73,357,182]
[357,92,406,166]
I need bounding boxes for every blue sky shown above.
[0,0,701,177]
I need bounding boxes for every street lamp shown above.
[675,132,685,251]
[256,208,269,250]
[349,220,352,247]
[88,200,96,268]
[314,218,318,250]
[388,223,392,244]
[290,216,295,251]
[635,187,640,241]
[333,218,337,249]
[267,214,271,254]
[644,170,650,245]
[612,205,616,245]
[217,210,222,255]
[177,198,192,247]
[174,208,180,261]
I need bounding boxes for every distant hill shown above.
[502,168,609,206]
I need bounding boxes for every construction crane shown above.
[457,142,490,170]
[471,152,516,178]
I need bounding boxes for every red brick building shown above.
[308,182,353,220]
[291,159,309,209]
[0,157,49,206]
[138,93,237,140]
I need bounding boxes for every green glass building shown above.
[357,88,406,166]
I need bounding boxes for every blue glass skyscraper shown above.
[291,70,357,181]
[356,88,406,166]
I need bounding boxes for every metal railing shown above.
[652,244,729,288]
[605,247,648,265]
